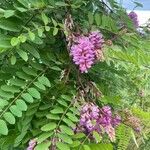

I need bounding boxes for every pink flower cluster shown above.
[27,139,37,150]
[70,31,104,73]
[79,103,121,142]
[128,11,139,28]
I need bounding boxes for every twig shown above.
[79,132,91,150]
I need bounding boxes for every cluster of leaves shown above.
[0,0,149,150]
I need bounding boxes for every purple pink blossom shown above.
[79,103,121,142]
[70,31,104,73]
[128,11,139,28]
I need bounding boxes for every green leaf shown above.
[23,43,40,59]
[18,34,27,43]
[45,26,50,31]
[30,62,43,71]
[0,18,21,32]
[61,95,71,101]
[55,2,68,6]
[9,105,22,117]
[63,117,76,128]
[28,31,35,41]
[27,88,41,99]
[38,76,51,87]
[1,85,20,93]
[93,131,101,143]
[60,125,74,136]
[10,78,26,87]
[41,13,49,25]
[66,112,78,122]
[70,141,80,148]
[58,100,68,107]
[51,107,63,114]
[0,119,8,135]
[4,10,15,18]
[41,122,56,131]
[11,37,19,46]
[16,99,27,111]
[56,142,70,150]
[21,93,34,103]
[131,130,139,148]
[134,1,143,8]
[0,90,14,99]
[88,143,113,150]
[34,82,46,90]
[50,66,61,71]
[38,28,44,37]
[53,27,58,36]
[16,71,31,80]
[95,13,101,26]
[3,112,15,124]
[37,132,53,143]
[58,133,73,144]
[22,67,37,76]
[46,114,60,120]
[88,12,94,24]
[73,133,86,139]
[35,142,51,150]
[83,145,91,150]
[0,100,8,108]
[0,36,12,48]
[52,18,57,27]
[16,49,28,61]
[10,55,16,65]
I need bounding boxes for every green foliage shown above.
[0,0,149,149]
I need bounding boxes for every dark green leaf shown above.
[41,13,49,25]
[38,76,51,87]
[0,120,8,135]
[37,132,53,143]
[51,107,63,114]
[3,112,15,124]
[34,82,46,90]
[16,49,28,61]
[27,88,41,99]
[10,55,16,65]
[58,133,73,144]
[60,125,74,136]
[41,122,56,131]
[9,105,22,117]
[11,37,19,46]
[22,67,37,76]
[16,99,27,111]
[21,93,34,103]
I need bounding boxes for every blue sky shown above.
[119,0,150,10]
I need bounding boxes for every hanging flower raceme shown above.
[128,11,139,28]
[123,109,142,132]
[70,31,104,73]
[78,103,121,142]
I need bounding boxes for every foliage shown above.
[0,0,149,150]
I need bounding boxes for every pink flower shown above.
[89,31,104,49]
[71,36,95,73]
[70,31,104,73]
[128,11,139,28]
[78,103,121,142]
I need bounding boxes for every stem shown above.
[79,132,91,150]
[0,68,48,119]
